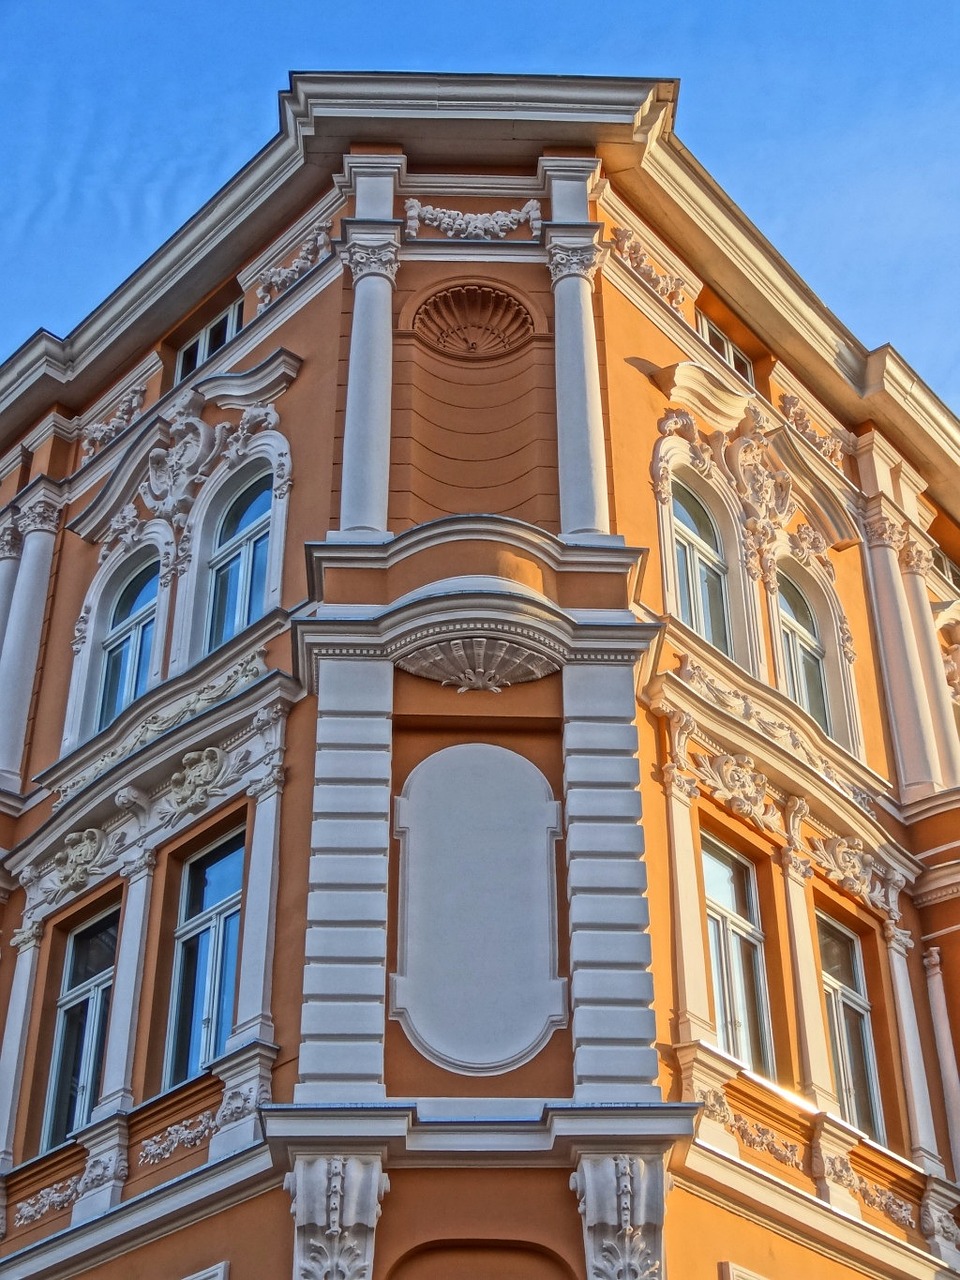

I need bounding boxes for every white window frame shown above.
[42,907,120,1150]
[702,838,774,1075]
[777,572,830,735]
[205,474,272,653]
[175,300,243,384]
[696,310,755,387]
[164,834,244,1088]
[96,561,160,731]
[672,482,733,656]
[817,913,885,1142]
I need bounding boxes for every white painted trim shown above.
[181,1266,229,1280]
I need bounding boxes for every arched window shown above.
[672,483,730,655]
[777,572,829,732]
[98,561,160,729]
[207,474,271,651]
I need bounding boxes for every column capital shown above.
[0,524,22,560]
[780,845,814,883]
[923,946,942,977]
[10,917,43,952]
[15,497,60,537]
[884,919,915,954]
[545,224,605,285]
[339,221,402,286]
[899,536,934,576]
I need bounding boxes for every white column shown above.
[923,947,960,1177]
[900,538,960,787]
[227,766,284,1050]
[884,922,944,1175]
[779,847,838,1112]
[563,663,659,1101]
[663,766,714,1043]
[547,230,610,536]
[296,659,393,1102]
[0,496,59,791]
[337,225,400,535]
[863,509,942,797]
[0,920,43,1172]
[90,850,156,1120]
[0,521,22,652]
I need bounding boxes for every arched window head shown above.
[777,573,829,732]
[98,561,160,729]
[207,474,272,651]
[672,483,730,655]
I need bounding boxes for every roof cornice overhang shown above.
[603,114,960,515]
[0,72,670,448]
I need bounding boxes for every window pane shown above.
[178,339,200,380]
[112,563,159,627]
[99,641,131,728]
[207,313,230,355]
[732,350,753,383]
[700,562,730,654]
[133,618,154,700]
[707,323,727,356]
[209,556,241,648]
[844,1004,881,1138]
[673,487,719,550]
[171,929,210,1084]
[818,919,858,989]
[733,933,767,1073]
[213,908,241,1059]
[246,533,269,626]
[220,476,272,545]
[69,914,119,988]
[89,985,112,1115]
[778,576,817,634]
[48,1001,88,1145]
[706,913,730,1054]
[801,646,829,731]
[674,540,693,627]
[186,838,245,918]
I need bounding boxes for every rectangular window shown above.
[43,909,120,1149]
[702,839,772,1075]
[166,833,244,1086]
[817,914,884,1141]
[696,311,755,387]
[175,301,243,384]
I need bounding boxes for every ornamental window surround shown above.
[696,309,755,387]
[165,832,244,1088]
[672,482,732,657]
[42,907,120,1151]
[175,301,243,385]
[701,837,774,1076]
[816,913,885,1142]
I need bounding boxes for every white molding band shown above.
[296,659,393,1101]
[562,663,660,1100]
[0,929,43,1171]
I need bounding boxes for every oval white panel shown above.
[390,743,567,1073]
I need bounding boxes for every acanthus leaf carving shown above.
[138,1109,218,1165]
[98,502,145,563]
[340,240,400,285]
[404,197,541,240]
[286,1155,389,1280]
[788,522,835,580]
[547,242,603,285]
[82,385,146,458]
[823,1156,916,1227]
[611,227,686,313]
[692,751,781,832]
[71,604,91,654]
[157,746,240,826]
[21,827,123,918]
[571,1154,665,1280]
[944,645,960,702]
[778,393,844,467]
[728,1115,803,1169]
[810,835,874,898]
[256,220,332,313]
[0,524,23,560]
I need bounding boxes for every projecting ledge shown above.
[261,1100,697,1167]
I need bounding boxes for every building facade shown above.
[0,72,958,1279]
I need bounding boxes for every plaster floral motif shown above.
[788,522,835,580]
[256,221,332,313]
[692,751,781,832]
[71,604,92,654]
[864,515,905,550]
[899,538,934,576]
[810,835,874,897]
[777,393,844,467]
[98,502,145,562]
[611,227,686,312]
[944,645,960,702]
[780,846,814,881]
[728,1115,803,1169]
[696,1088,732,1124]
[82,385,146,458]
[921,1200,960,1245]
[340,240,400,285]
[883,919,914,953]
[157,746,245,826]
[546,242,603,284]
[0,525,23,559]
[824,1156,915,1227]
[138,1110,218,1165]
[14,1176,82,1226]
[571,1155,663,1280]
[76,1150,129,1196]
[288,1156,389,1280]
[404,197,541,240]
[56,648,267,805]
[396,636,559,692]
[20,827,123,920]
[214,1080,270,1129]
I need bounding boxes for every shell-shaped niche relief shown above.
[412,285,535,358]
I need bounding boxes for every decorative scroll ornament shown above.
[98,503,145,562]
[256,220,332,313]
[611,227,686,312]
[810,835,873,897]
[20,827,123,924]
[571,1154,665,1280]
[340,239,400,285]
[157,746,245,826]
[404,197,541,240]
[547,242,603,284]
[138,1110,218,1164]
[822,1156,915,1228]
[944,645,960,702]
[76,1150,129,1196]
[71,604,91,654]
[778,393,844,467]
[9,919,44,951]
[14,1176,82,1226]
[789,521,834,580]
[412,285,534,357]
[82,384,146,458]
[286,1155,389,1280]
[695,1088,802,1167]
[0,525,23,559]
[396,636,559,692]
[56,648,266,806]
[692,752,781,832]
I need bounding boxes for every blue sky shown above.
[2,1,959,410]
